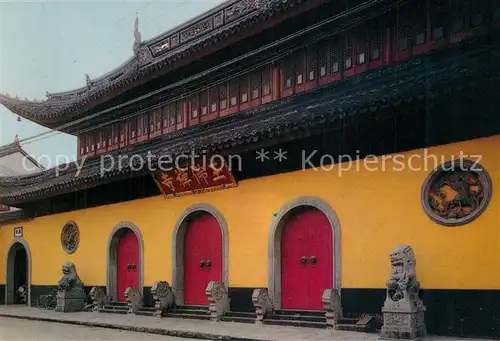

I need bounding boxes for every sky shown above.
[0,0,224,168]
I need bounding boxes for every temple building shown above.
[0,0,499,338]
[0,136,43,304]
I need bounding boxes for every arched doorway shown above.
[269,197,341,310]
[107,222,144,302]
[173,204,228,306]
[5,240,31,306]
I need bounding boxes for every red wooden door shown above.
[281,209,333,310]
[117,230,140,302]
[184,214,222,305]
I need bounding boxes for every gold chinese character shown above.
[175,170,192,188]
[160,172,175,192]
[191,165,208,185]
[209,162,226,182]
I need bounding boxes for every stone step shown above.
[337,316,377,333]
[219,315,256,324]
[263,318,326,329]
[174,305,208,311]
[103,304,128,311]
[135,310,156,317]
[224,311,256,318]
[100,308,128,315]
[108,301,128,307]
[268,313,326,323]
[170,307,209,316]
[163,312,210,320]
[336,323,371,332]
[273,309,325,317]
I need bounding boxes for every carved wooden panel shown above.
[61,221,79,254]
[149,0,259,57]
[180,17,214,44]
[421,159,492,226]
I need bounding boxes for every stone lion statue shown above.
[57,262,84,294]
[56,262,85,312]
[386,244,420,302]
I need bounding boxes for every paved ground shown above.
[0,317,203,341]
[0,306,378,341]
[0,306,495,341]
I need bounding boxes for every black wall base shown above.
[0,284,5,305]
[21,285,500,338]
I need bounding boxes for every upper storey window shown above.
[240,76,249,103]
[200,90,208,115]
[209,87,218,113]
[306,46,317,81]
[283,57,293,89]
[190,95,199,119]
[229,79,238,107]
[219,83,228,110]
[250,71,260,100]
[262,67,271,95]
[176,101,183,123]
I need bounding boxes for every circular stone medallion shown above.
[61,221,80,254]
[421,159,492,226]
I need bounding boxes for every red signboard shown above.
[152,161,237,198]
[0,204,9,212]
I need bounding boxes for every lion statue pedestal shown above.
[381,245,426,340]
[55,262,86,313]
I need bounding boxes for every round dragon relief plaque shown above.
[61,221,80,254]
[421,159,492,226]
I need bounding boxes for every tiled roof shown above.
[0,0,319,129]
[0,38,498,205]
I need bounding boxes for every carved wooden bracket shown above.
[89,286,109,312]
[251,288,273,323]
[151,281,175,317]
[322,288,342,329]
[205,281,229,321]
[124,287,143,314]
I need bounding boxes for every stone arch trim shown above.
[106,221,144,301]
[268,196,341,310]
[172,203,229,305]
[5,238,32,306]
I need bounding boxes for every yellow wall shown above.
[1,135,499,289]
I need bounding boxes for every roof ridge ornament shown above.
[133,12,142,53]
[133,12,152,68]
[85,73,92,89]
